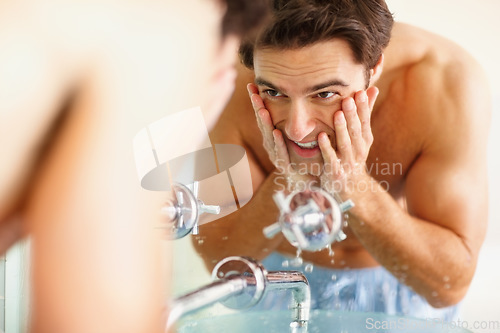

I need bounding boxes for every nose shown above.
[284,100,315,142]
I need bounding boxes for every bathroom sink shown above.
[176,310,472,333]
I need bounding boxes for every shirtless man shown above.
[0,0,267,331]
[195,0,490,318]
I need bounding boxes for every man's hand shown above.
[319,87,379,197]
[247,83,317,191]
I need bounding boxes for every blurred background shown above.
[1,1,499,332]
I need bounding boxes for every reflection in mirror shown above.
[172,0,493,330]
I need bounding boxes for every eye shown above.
[264,89,284,98]
[316,91,336,99]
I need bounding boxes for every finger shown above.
[272,129,290,168]
[247,84,276,152]
[257,105,275,140]
[353,90,372,141]
[366,86,379,111]
[345,93,364,151]
[318,132,341,191]
[334,108,353,161]
[247,83,266,128]
[247,82,259,96]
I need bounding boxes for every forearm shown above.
[194,171,285,271]
[344,174,475,307]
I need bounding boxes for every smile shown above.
[294,140,319,149]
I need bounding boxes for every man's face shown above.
[254,39,368,175]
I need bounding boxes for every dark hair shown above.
[239,0,393,78]
[220,0,271,38]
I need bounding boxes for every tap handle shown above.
[334,229,347,242]
[263,222,282,239]
[161,183,199,239]
[291,224,310,249]
[198,201,221,215]
[160,205,178,221]
[273,191,290,213]
[339,199,355,212]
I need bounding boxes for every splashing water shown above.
[327,244,335,257]
[290,248,303,267]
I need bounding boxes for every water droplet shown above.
[340,260,346,266]
[222,236,228,241]
[305,264,314,273]
[289,248,304,267]
[344,213,349,220]
[443,276,450,282]
[334,302,341,310]
[431,291,439,297]
[262,248,269,252]
[330,259,335,264]
[218,271,224,278]
[282,260,290,268]
[331,274,337,281]
[334,290,340,297]
[197,239,204,245]
[327,245,335,257]
[444,283,451,289]
[343,221,349,227]
[290,257,303,267]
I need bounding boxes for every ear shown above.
[369,54,384,86]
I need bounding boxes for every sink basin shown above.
[176,310,472,333]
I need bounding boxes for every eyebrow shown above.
[255,77,349,94]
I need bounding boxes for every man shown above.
[0,0,267,332]
[195,0,490,319]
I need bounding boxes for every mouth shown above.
[293,140,319,149]
[290,139,320,158]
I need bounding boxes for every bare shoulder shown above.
[387,23,491,148]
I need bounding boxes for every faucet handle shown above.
[263,222,283,239]
[273,191,290,213]
[161,183,199,239]
[290,224,310,249]
[160,182,222,239]
[339,199,355,212]
[198,201,221,215]
[211,256,267,309]
[266,187,351,252]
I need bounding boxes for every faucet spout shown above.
[166,256,311,332]
[266,271,311,325]
[166,275,247,330]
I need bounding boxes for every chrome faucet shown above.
[264,187,355,252]
[160,182,220,239]
[166,256,311,331]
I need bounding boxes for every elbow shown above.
[425,276,472,308]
